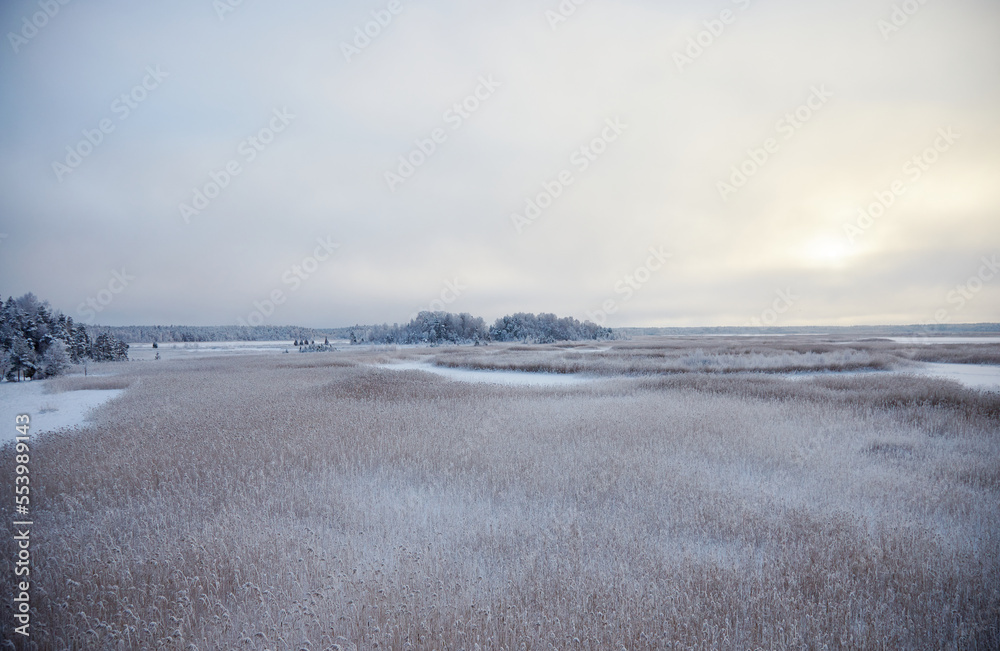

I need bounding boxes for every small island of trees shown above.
[347,311,613,345]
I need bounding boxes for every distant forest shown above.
[10,289,996,358]
[91,312,615,346]
[86,324,331,344]
[87,318,1000,347]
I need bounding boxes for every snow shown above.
[0,381,123,444]
[128,340,349,361]
[377,361,594,387]
[908,363,1000,391]
[377,358,999,392]
[885,336,1000,345]
[784,363,1000,392]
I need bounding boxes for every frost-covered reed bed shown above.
[430,339,899,375]
[428,336,1000,377]
[1,346,998,649]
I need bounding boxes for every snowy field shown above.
[376,354,1000,391]
[127,340,350,361]
[381,359,1000,392]
[381,338,1000,393]
[885,336,1000,345]
[6,337,992,447]
[782,363,1000,392]
[7,341,996,649]
[0,380,123,444]
[127,338,1000,392]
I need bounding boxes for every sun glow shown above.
[799,236,858,268]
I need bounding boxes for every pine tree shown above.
[71,325,91,363]
[39,340,70,378]
[91,333,130,361]
[6,336,36,381]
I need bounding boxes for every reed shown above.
[2,342,997,649]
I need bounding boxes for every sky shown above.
[0,0,998,329]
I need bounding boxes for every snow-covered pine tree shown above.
[39,340,70,378]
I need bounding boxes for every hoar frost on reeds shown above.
[1,340,998,649]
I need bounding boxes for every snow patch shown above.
[0,381,124,444]
[909,363,1000,392]
[784,363,1000,392]
[376,361,593,387]
[885,336,1000,345]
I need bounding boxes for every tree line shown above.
[0,293,611,376]
[81,313,614,346]
[0,293,129,381]
[87,324,329,344]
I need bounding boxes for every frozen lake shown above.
[377,361,594,387]
[0,381,124,444]
[128,340,351,361]
[884,336,1000,345]
[910,363,1000,391]
[378,359,1000,392]
[784,363,1000,392]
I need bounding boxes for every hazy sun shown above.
[799,237,857,268]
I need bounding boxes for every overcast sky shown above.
[1,0,998,328]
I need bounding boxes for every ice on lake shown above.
[376,361,594,387]
[0,381,124,444]
[909,363,1000,391]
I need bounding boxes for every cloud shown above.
[1,0,998,327]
